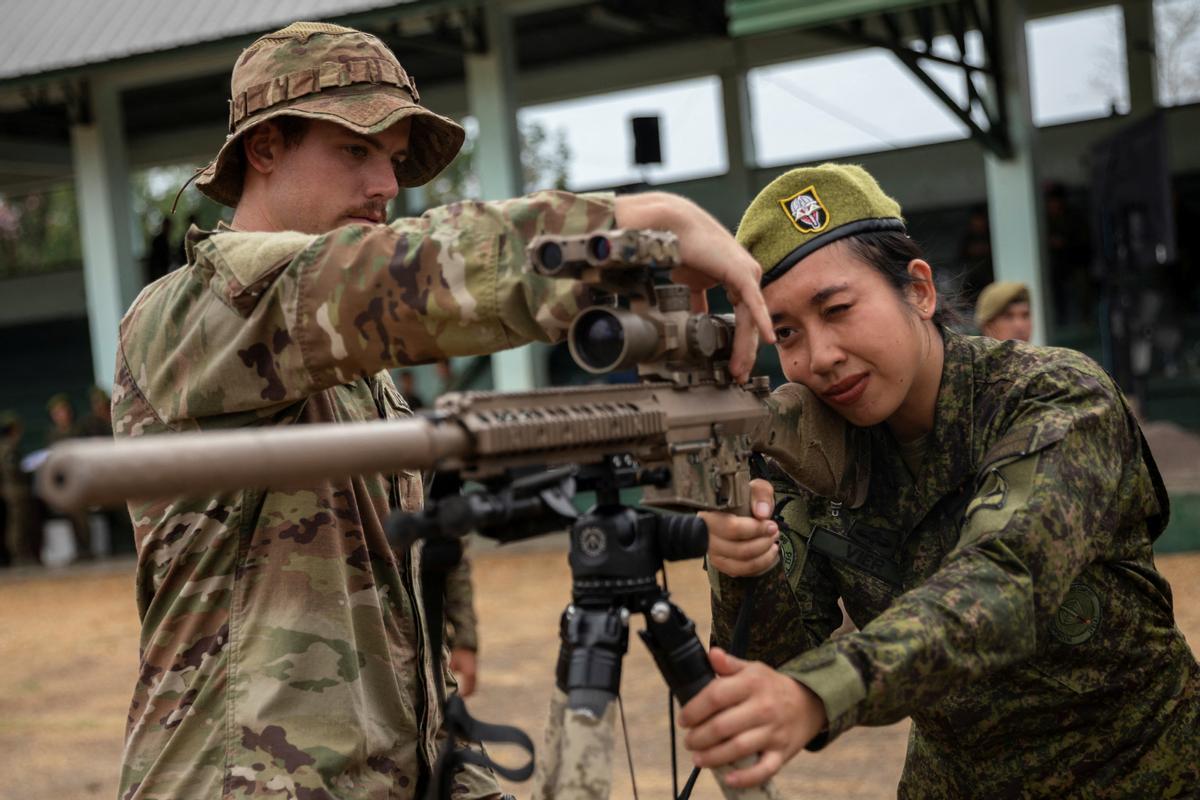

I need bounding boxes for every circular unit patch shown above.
[1050,581,1102,645]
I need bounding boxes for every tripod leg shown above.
[531,687,567,800]
[639,596,784,800]
[532,686,618,800]
[532,602,630,800]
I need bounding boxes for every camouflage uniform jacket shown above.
[114,191,615,800]
[711,331,1200,798]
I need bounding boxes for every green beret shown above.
[737,163,906,287]
[46,393,72,412]
[974,281,1030,328]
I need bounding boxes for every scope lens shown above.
[538,242,564,273]
[587,235,611,263]
[572,308,625,371]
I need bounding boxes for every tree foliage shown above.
[0,185,82,278]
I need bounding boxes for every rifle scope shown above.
[568,303,737,375]
[568,307,658,373]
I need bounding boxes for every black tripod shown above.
[387,457,775,800]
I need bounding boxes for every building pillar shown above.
[719,42,758,219]
[983,0,1050,344]
[464,3,542,390]
[69,79,141,389]
[1122,0,1159,118]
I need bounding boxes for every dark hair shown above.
[842,231,967,330]
[272,116,310,149]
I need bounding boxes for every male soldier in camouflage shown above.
[114,21,772,800]
[682,164,1199,796]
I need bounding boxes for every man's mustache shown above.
[344,202,387,223]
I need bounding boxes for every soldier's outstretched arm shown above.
[120,190,772,423]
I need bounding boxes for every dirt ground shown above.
[1,545,1198,800]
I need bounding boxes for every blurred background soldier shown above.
[975,281,1033,342]
[79,386,113,439]
[145,217,174,284]
[397,370,426,411]
[44,392,78,446]
[43,393,92,560]
[77,386,135,554]
[445,558,481,696]
[1,412,39,567]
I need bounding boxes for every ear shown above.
[905,259,937,321]
[242,122,283,176]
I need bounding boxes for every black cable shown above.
[662,565,680,800]
[618,694,639,800]
[679,573,761,800]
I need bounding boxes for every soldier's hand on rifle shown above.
[450,647,478,697]
[700,478,779,577]
[614,193,774,383]
[680,647,827,788]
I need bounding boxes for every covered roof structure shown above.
[0,0,1168,391]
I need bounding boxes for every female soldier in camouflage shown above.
[682,164,1199,797]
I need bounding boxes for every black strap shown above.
[439,695,536,782]
[806,525,903,589]
[681,456,772,800]
[1136,426,1172,541]
[679,576,760,800]
[729,577,759,659]
[421,538,535,800]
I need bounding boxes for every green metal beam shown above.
[727,0,936,37]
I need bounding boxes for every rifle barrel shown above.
[37,417,470,511]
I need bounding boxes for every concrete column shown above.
[465,3,542,389]
[719,42,758,216]
[983,0,1050,344]
[69,79,141,389]
[1122,0,1159,118]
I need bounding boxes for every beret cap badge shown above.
[779,186,831,234]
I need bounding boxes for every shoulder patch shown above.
[964,467,1008,520]
[1050,582,1102,645]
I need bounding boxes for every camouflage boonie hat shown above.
[195,21,465,207]
[737,163,906,287]
[974,281,1030,328]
